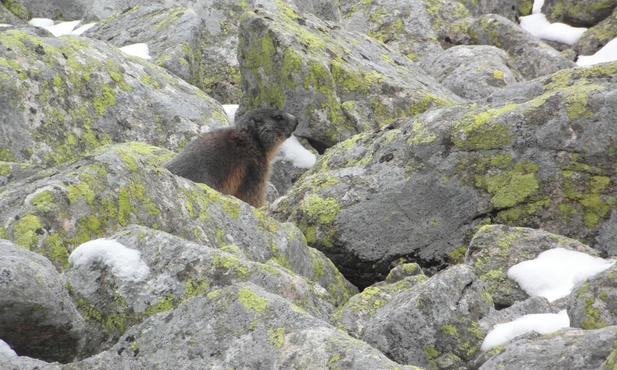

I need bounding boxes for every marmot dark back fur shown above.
[165,108,299,207]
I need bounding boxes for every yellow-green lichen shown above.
[238,286,269,312]
[300,194,340,224]
[13,214,43,250]
[268,327,285,348]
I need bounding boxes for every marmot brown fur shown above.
[165,108,299,207]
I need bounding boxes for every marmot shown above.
[165,108,299,207]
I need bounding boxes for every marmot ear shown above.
[251,116,263,125]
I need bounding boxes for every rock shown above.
[7,0,85,20]
[0,27,228,167]
[466,225,599,309]
[459,0,521,22]
[66,225,351,356]
[543,0,617,27]
[237,4,461,149]
[0,162,42,187]
[85,4,243,103]
[575,7,617,56]
[417,45,523,100]
[339,0,469,60]
[361,265,492,369]
[67,283,418,369]
[271,62,617,288]
[0,239,85,363]
[568,264,617,329]
[0,143,356,308]
[0,2,24,24]
[479,326,617,370]
[334,272,427,338]
[469,14,576,79]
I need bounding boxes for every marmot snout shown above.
[165,108,299,207]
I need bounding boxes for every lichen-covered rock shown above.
[0,239,85,363]
[66,225,351,356]
[575,7,617,56]
[417,45,523,100]
[543,0,617,27]
[334,273,427,338]
[0,2,24,24]
[0,27,228,167]
[5,0,84,20]
[361,265,492,369]
[479,326,617,370]
[469,14,576,79]
[68,283,420,369]
[0,143,356,310]
[459,0,522,21]
[466,225,599,309]
[0,161,42,186]
[567,264,617,330]
[339,0,471,60]
[272,62,617,288]
[85,4,244,103]
[237,4,461,149]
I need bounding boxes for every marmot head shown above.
[235,109,299,149]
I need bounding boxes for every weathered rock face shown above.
[466,225,601,309]
[568,264,617,330]
[0,28,228,168]
[237,3,461,149]
[271,62,617,288]
[417,45,524,100]
[469,14,576,79]
[339,0,466,60]
[0,239,85,363]
[479,326,617,370]
[361,265,492,368]
[543,0,617,27]
[66,283,414,369]
[575,7,617,56]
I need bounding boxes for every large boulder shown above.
[66,283,418,369]
[0,143,356,308]
[339,0,470,60]
[237,4,461,150]
[479,326,617,370]
[0,27,228,168]
[417,45,524,100]
[542,0,617,27]
[466,225,600,309]
[271,62,617,288]
[361,265,492,368]
[568,264,617,330]
[0,239,85,362]
[469,14,576,79]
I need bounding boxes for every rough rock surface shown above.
[568,264,617,330]
[271,62,617,288]
[466,225,600,309]
[469,14,576,79]
[543,0,617,27]
[575,7,617,56]
[0,240,85,363]
[0,28,227,168]
[479,326,617,370]
[361,265,492,369]
[237,3,461,149]
[69,283,418,369]
[417,45,523,100]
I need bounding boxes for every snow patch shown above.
[69,239,150,282]
[508,248,615,302]
[481,310,570,351]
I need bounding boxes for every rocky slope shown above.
[1,0,617,369]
